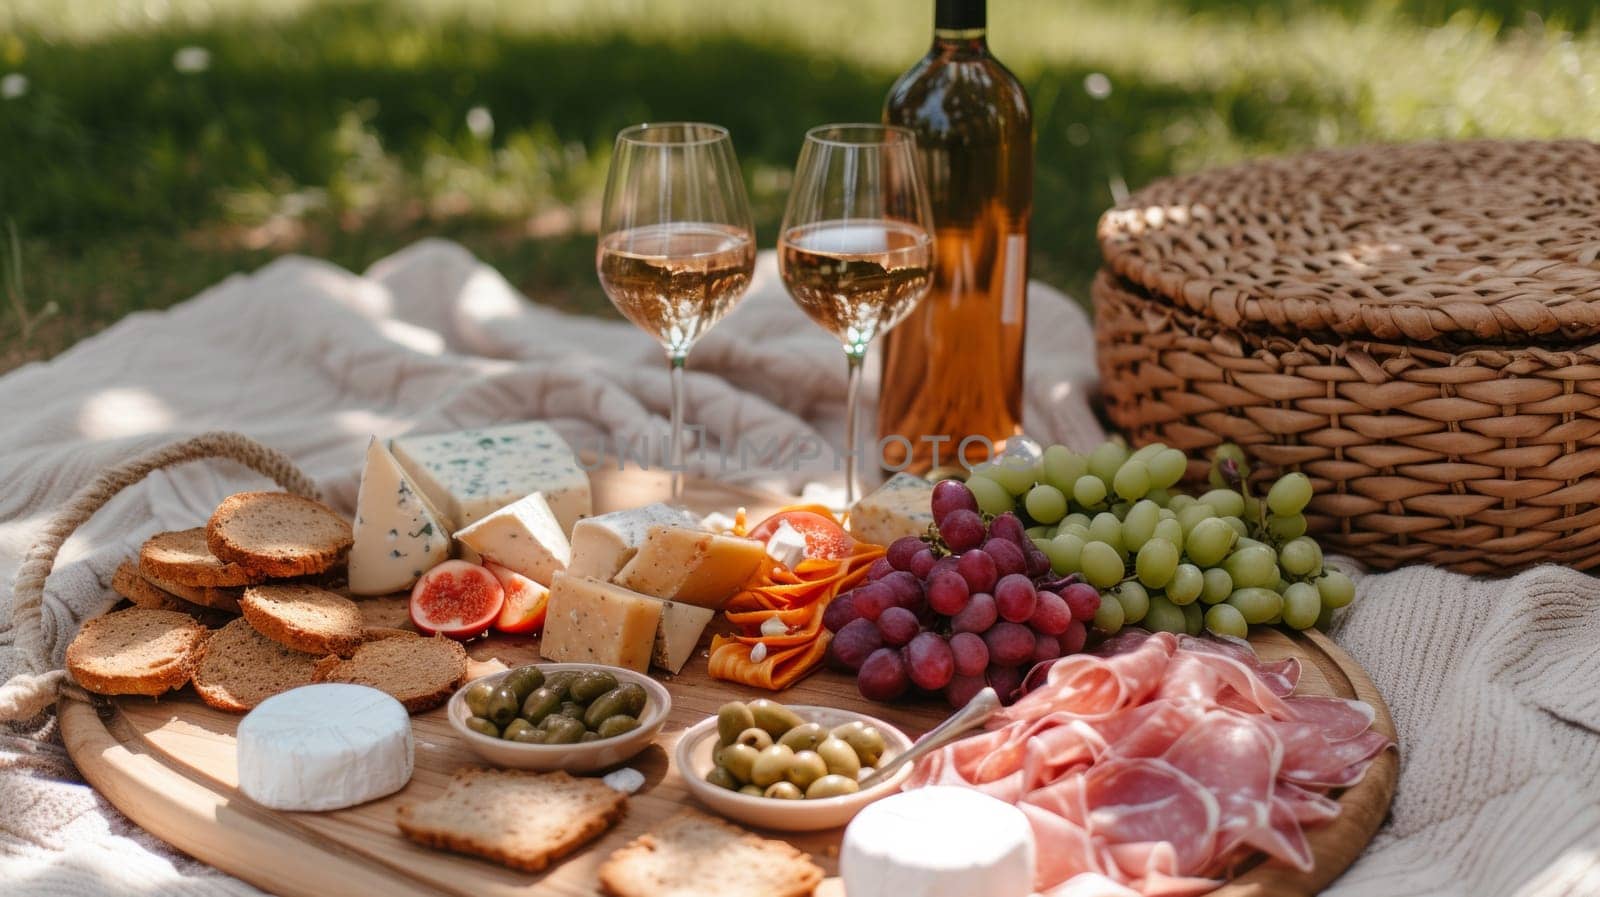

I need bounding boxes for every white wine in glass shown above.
[777,124,934,508]
[597,123,756,496]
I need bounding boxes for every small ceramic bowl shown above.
[447,663,670,773]
[676,705,914,832]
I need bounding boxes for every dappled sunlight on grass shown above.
[2,0,1598,372]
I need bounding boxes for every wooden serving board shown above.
[60,469,1397,897]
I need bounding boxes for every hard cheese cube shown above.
[567,503,698,581]
[541,574,663,674]
[453,493,570,587]
[349,436,452,596]
[614,525,767,610]
[849,473,934,547]
[390,422,592,536]
[651,600,715,674]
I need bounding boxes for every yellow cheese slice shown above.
[613,525,767,610]
[540,574,663,673]
[652,600,715,674]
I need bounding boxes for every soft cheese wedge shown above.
[613,525,767,610]
[391,422,592,535]
[454,493,570,586]
[349,436,452,596]
[541,574,664,674]
[567,503,698,581]
[848,472,935,548]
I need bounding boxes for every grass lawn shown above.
[3,0,1598,372]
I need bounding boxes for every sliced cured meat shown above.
[908,630,1393,896]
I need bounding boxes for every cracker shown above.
[397,769,626,872]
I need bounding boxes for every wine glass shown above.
[597,123,756,497]
[777,124,934,508]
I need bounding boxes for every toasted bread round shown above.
[111,559,183,611]
[206,492,353,579]
[192,617,319,712]
[241,583,365,657]
[66,608,208,697]
[140,528,266,588]
[313,634,467,713]
[137,566,243,614]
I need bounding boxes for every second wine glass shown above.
[597,122,756,497]
[777,124,934,508]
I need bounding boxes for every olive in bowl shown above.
[676,699,913,832]
[448,663,670,772]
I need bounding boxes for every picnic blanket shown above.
[2,239,1598,896]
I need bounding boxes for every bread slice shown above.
[355,594,415,632]
[191,617,319,712]
[112,559,183,611]
[240,583,365,656]
[396,769,625,872]
[312,634,466,713]
[140,528,266,588]
[206,492,353,579]
[599,811,823,897]
[66,608,208,697]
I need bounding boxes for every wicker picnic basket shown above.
[1094,140,1600,575]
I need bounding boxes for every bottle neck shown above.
[934,0,987,53]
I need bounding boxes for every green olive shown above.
[596,714,640,739]
[706,766,740,791]
[512,727,548,744]
[816,737,862,777]
[542,671,578,699]
[831,721,887,767]
[500,666,545,702]
[778,722,828,752]
[764,781,805,800]
[717,701,756,746]
[750,744,796,787]
[584,683,648,729]
[519,687,562,724]
[749,699,805,737]
[570,670,620,703]
[580,731,602,742]
[463,681,497,718]
[559,701,587,720]
[501,718,536,741]
[738,784,765,797]
[806,774,862,799]
[735,727,774,751]
[786,750,828,790]
[484,685,521,727]
[543,716,587,744]
[464,715,500,738]
[718,743,760,784]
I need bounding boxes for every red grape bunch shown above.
[822,480,1101,708]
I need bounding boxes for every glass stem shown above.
[668,354,687,500]
[843,349,866,511]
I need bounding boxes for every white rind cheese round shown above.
[841,786,1035,897]
[237,684,414,811]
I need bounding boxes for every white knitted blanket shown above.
[2,240,1597,896]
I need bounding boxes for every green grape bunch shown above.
[964,440,1356,640]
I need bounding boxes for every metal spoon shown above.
[859,687,1002,788]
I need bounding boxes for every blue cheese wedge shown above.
[390,422,592,536]
[566,503,698,581]
[849,473,935,547]
[349,436,452,596]
[453,493,570,587]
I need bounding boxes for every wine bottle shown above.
[878,0,1032,476]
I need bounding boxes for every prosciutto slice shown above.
[906,631,1393,897]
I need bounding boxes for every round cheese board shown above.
[59,468,1397,897]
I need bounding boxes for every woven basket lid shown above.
[1099,140,1600,343]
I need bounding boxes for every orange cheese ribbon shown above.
[708,507,884,691]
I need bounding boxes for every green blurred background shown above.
[2,0,1595,372]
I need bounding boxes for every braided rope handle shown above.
[0,431,318,720]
